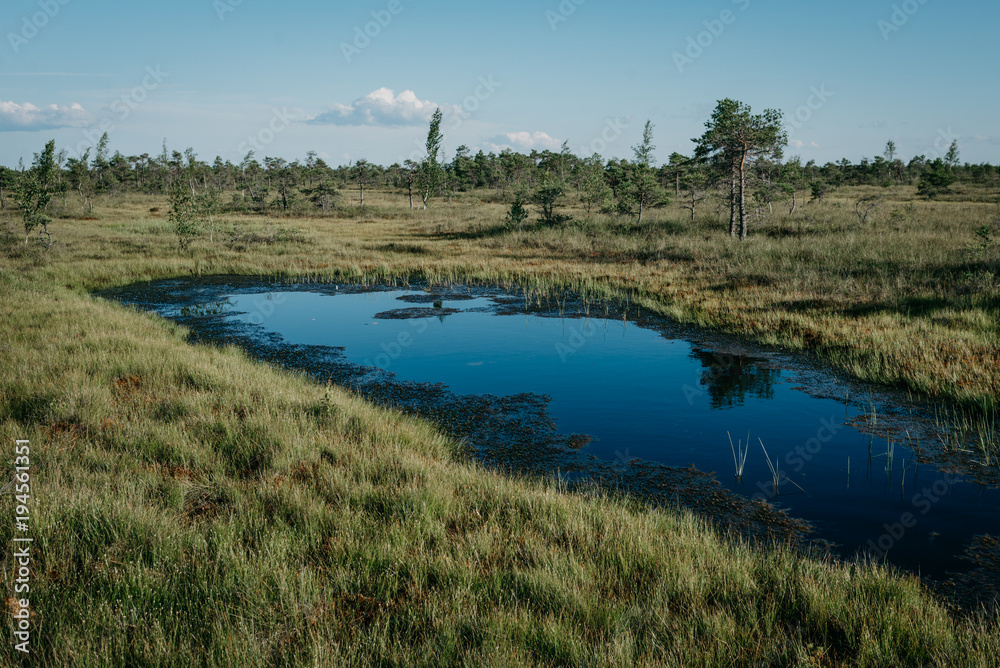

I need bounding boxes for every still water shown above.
[106,280,1000,578]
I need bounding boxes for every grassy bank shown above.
[19,184,1000,408]
[1,188,998,665]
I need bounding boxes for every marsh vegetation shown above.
[1,129,999,665]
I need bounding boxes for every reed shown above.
[728,431,749,479]
[760,438,805,495]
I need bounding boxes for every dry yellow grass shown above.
[0,185,997,665]
[21,184,998,407]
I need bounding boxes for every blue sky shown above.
[1,0,997,168]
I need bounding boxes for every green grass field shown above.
[1,186,998,665]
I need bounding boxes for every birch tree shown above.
[416,108,443,209]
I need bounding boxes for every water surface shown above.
[106,280,1000,579]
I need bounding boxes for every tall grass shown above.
[0,186,998,665]
[15,183,999,406]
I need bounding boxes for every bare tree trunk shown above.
[738,151,748,241]
[729,162,738,237]
[789,190,797,215]
[675,172,680,199]
[359,182,365,206]
[407,181,413,209]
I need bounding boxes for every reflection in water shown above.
[179,299,233,318]
[98,279,1000,581]
[690,348,779,408]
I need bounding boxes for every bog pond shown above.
[101,277,1000,581]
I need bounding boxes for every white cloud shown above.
[486,131,562,152]
[789,139,820,150]
[309,88,457,127]
[0,99,90,132]
[973,134,1000,145]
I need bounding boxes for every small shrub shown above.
[809,181,829,203]
[917,163,956,199]
[505,193,529,231]
[168,184,199,250]
[533,182,573,226]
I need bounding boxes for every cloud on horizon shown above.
[0,100,90,132]
[485,131,562,152]
[973,134,1000,146]
[309,88,457,127]
[789,139,820,150]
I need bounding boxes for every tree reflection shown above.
[690,348,779,408]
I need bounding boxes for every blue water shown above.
[210,287,999,577]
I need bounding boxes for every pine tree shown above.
[628,120,668,224]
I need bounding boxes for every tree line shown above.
[3,99,996,248]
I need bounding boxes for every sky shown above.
[1,0,998,168]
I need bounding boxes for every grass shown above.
[25,183,1000,407]
[932,405,999,468]
[0,186,998,665]
[759,439,805,497]
[728,432,750,480]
